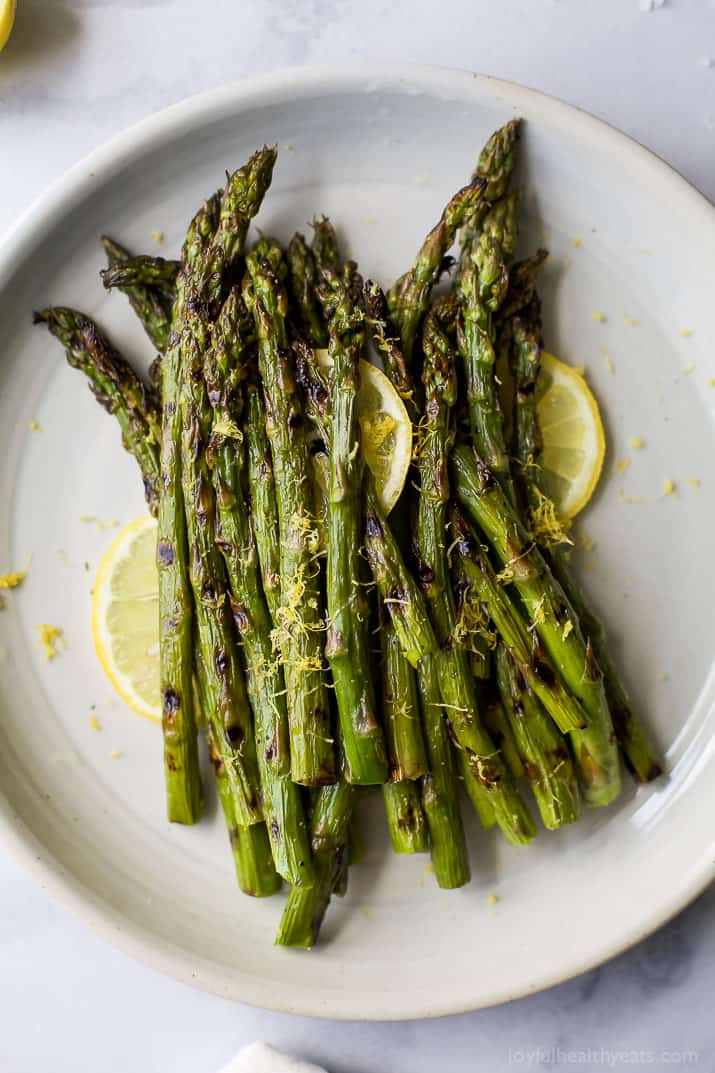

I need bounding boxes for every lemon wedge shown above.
[536,351,606,518]
[314,350,412,514]
[92,515,161,722]
[0,0,16,51]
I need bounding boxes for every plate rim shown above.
[2,62,715,1021]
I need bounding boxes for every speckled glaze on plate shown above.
[1,65,714,1020]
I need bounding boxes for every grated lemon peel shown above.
[0,567,28,590]
[212,417,243,441]
[35,624,65,660]
[528,487,573,549]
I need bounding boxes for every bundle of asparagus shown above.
[35,122,662,949]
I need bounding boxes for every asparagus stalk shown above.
[244,379,282,623]
[483,695,524,780]
[243,242,335,787]
[456,119,522,279]
[207,722,281,897]
[155,193,220,825]
[456,232,513,498]
[206,289,315,883]
[181,321,262,826]
[495,645,581,830]
[380,614,429,853]
[509,302,662,782]
[510,302,544,502]
[311,215,341,275]
[473,119,522,200]
[361,483,470,869]
[102,249,181,290]
[287,232,328,346]
[458,748,497,831]
[179,153,279,827]
[482,191,520,262]
[497,249,549,322]
[363,482,438,668]
[418,656,471,888]
[451,444,622,806]
[363,281,419,423]
[33,307,161,516]
[380,616,428,781]
[100,239,178,353]
[276,759,353,947]
[450,506,588,735]
[383,780,430,854]
[416,305,534,846]
[317,265,388,784]
[388,176,488,365]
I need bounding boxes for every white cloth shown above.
[220,1041,328,1073]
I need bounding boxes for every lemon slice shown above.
[314,350,412,514]
[92,515,161,722]
[0,0,16,50]
[536,351,606,518]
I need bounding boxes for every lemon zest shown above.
[35,624,64,660]
[681,329,693,338]
[686,478,701,491]
[150,231,165,246]
[591,312,606,323]
[0,567,28,590]
[528,488,573,549]
[80,515,121,530]
[89,715,102,732]
[624,314,640,327]
[572,238,582,248]
[28,419,42,432]
[603,353,614,374]
[454,589,497,652]
[683,363,696,375]
[663,479,677,497]
[212,417,243,441]
[628,437,644,450]
[531,596,546,626]
[110,749,123,760]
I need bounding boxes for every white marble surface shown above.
[2,1,715,1069]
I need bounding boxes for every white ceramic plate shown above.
[1,66,715,1021]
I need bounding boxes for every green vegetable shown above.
[244,241,335,787]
